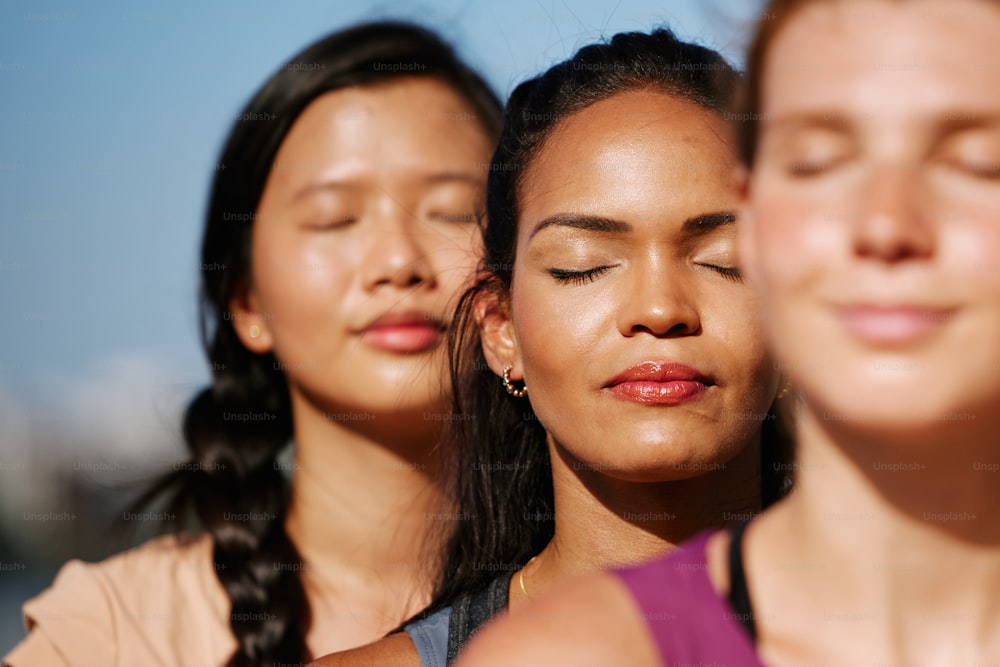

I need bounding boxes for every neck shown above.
[751,405,1000,663]
[514,434,761,605]
[791,405,1000,546]
[284,391,449,635]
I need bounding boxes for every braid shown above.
[138,344,309,662]
[195,375,305,664]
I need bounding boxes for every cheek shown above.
[429,228,481,289]
[750,189,840,303]
[709,290,776,394]
[752,167,851,248]
[510,277,610,385]
[253,233,356,324]
[944,215,1000,283]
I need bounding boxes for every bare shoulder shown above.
[308,632,421,667]
[455,570,659,667]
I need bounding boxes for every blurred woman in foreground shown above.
[458,1,1000,665]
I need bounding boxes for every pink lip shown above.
[361,310,444,354]
[603,361,714,406]
[839,305,954,344]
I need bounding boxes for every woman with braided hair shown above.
[4,21,501,667]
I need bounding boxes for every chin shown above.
[571,439,737,484]
[366,393,450,417]
[808,389,982,445]
[368,366,448,397]
[594,459,731,484]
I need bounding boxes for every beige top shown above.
[3,533,238,667]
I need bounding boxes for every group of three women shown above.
[6,0,999,665]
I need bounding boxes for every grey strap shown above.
[445,572,513,664]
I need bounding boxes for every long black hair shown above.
[133,21,501,666]
[415,27,794,620]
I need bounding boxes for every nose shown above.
[853,164,935,263]
[360,201,436,292]
[616,256,701,338]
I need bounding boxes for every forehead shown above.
[762,0,1000,120]
[521,89,733,209]
[273,78,490,175]
[516,90,737,250]
[533,88,729,163]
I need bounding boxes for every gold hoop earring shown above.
[248,324,261,340]
[502,365,528,398]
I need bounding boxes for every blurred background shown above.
[0,0,762,652]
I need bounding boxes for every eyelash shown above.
[961,162,1000,179]
[548,265,613,285]
[704,264,742,283]
[549,264,741,285]
[306,216,356,231]
[787,160,835,177]
[428,212,480,224]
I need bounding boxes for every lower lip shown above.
[606,381,710,405]
[362,324,442,353]
[840,308,950,344]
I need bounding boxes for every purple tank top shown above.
[614,531,766,666]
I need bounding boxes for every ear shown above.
[229,282,274,354]
[473,287,522,381]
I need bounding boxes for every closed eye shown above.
[548,265,614,285]
[428,211,481,223]
[961,161,1000,179]
[304,216,356,231]
[786,158,845,177]
[702,264,742,283]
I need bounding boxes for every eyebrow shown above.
[681,211,736,235]
[528,214,632,239]
[423,171,485,187]
[528,211,735,240]
[292,171,483,203]
[766,111,1000,134]
[763,113,854,135]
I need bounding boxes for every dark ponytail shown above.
[132,21,501,665]
[415,27,793,620]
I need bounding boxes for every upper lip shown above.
[836,303,957,317]
[361,309,445,332]
[838,303,953,311]
[603,360,715,388]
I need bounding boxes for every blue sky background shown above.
[0,0,760,395]
[0,0,763,652]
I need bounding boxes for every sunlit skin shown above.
[455,2,1000,666]
[504,91,775,483]
[481,85,776,606]
[312,88,779,666]
[229,78,494,655]
[238,79,490,450]
[748,3,1000,449]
